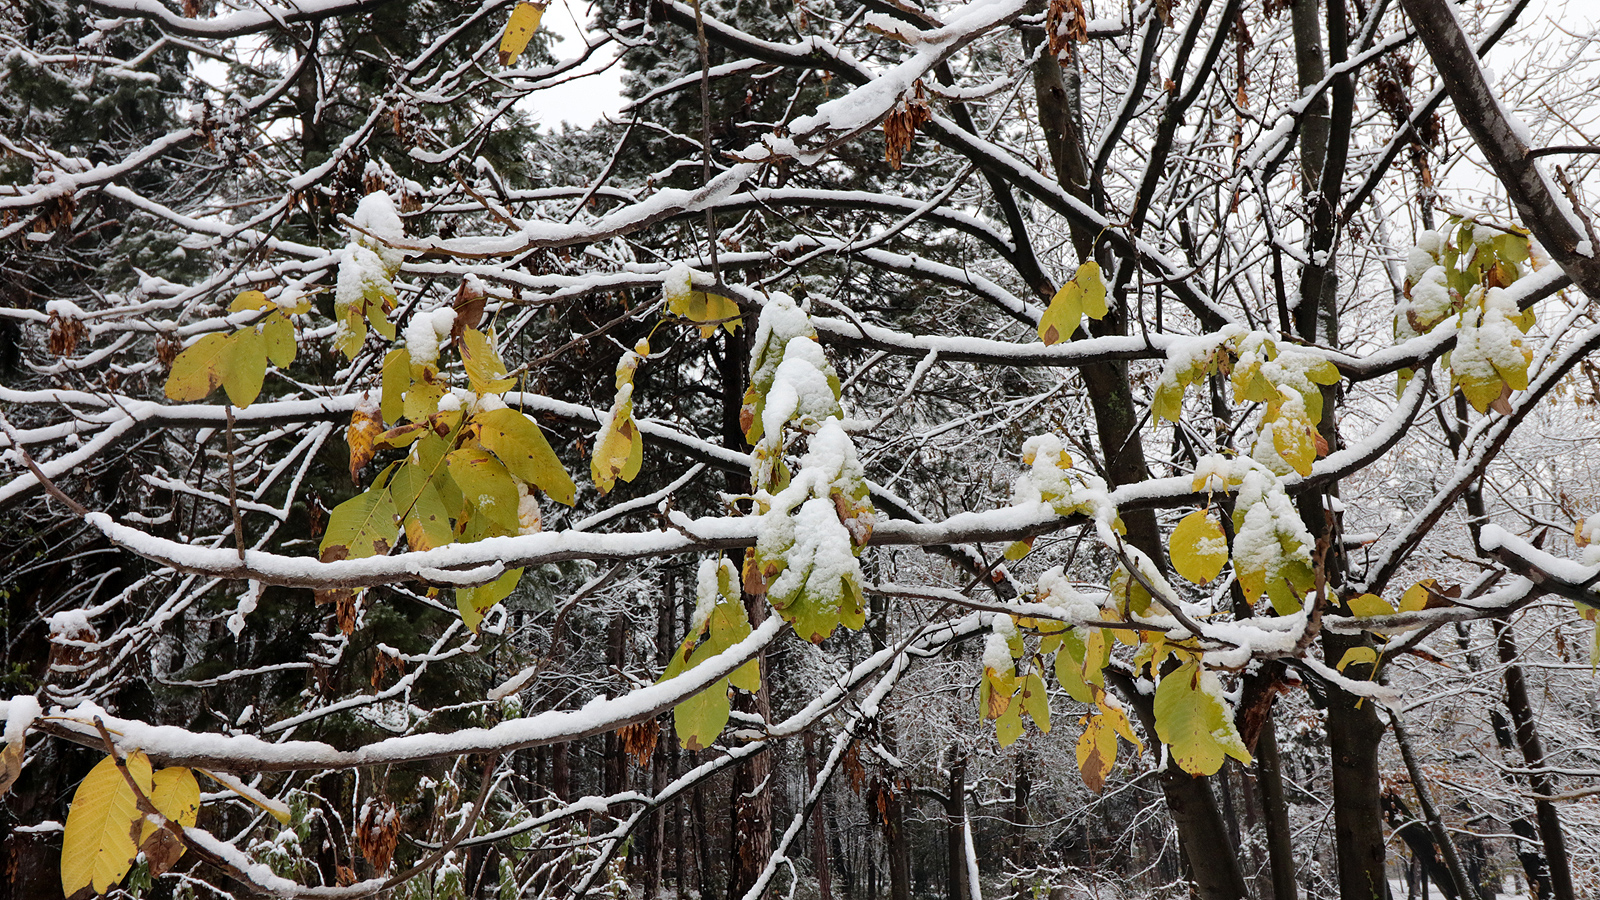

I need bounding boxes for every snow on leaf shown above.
[1153,661,1251,776]
[1169,508,1228,584]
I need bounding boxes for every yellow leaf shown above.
[475,408,576,506]
[1076,713,1117,793]
[62,752,153,897]
[498,1,546,66]
[138,767,200,876]
[1337,646,1378,673]
[1170,508,1228,584]
[1076,261,1107,319]
[229,290,271,313]
[163,333,230,402]
[261,312,296,369]
[1038,281,1082,345]
[591,403,642,494]
[219,326,267,408]
[1400,580,1434,613]
[460,328,516,394]
[1344,593,1395,617]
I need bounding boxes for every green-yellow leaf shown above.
[164,333,230,402]
[320,485,396,561]
[1170,508,1229,584]
[219,326,267,408]
[995,704,1024,747]
[475,408,576,506]
[1153,662,1251,776]
[1152,380,1185,423]
[591,405,643,494]
[390,464,454,552]
[261,312,296,369]
[457,567,523,633]
[1003,537,1035,561]
[498,1,545,67]
[381,348,411,424]
[668,289,742,338]
[446,447,520,534]
[61,752,153,897]
[1052,629,1093,703]
[1020,671,1050,734]
[1038,281,1083,345]
[460,328,516,394]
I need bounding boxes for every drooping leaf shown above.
[457,567,523,633]
[390,463,453,552]
[347,401,384,482]
[220,326,267,407]
[475,408,576,506]
[1038,281,1082,345]
[380,348,411,424]
[1076,713,1117,793]
[1153,662,1251,776]
[61,752,153,897]
[139,767,200,876]
[1020,671,1050,734]
[460,328,516,394]
[995,703,1024,747]
[262,312,296,368]
[498,1,546,67]
[164,333,231,402]
[1170,508,1229,584]
[591,404,643,494]
[446,447,520,534]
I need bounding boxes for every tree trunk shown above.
[1321,631,1390,900]
[945,751,968,900]
[1255,709,1300,900]
[1494,616,1576,900]
[805,731,834,900]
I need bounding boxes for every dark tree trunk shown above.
[945,751,968,900]
[1494,617,1576,900]
[1255,709,1300,900]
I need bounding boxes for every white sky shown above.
[526,0,627,129]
